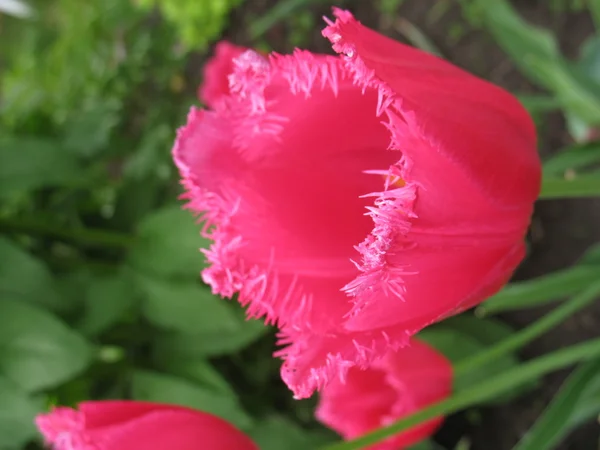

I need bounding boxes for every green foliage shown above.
[138,276,240,334]
[2,1,600,450]
[472,0,600,129]
[378,0,406,17]
[3,1,144,126]
[0,238,63,311]
[0,299,93,392]
[419,316,536,403]
[0,377,44,449]
[479,242,600,316]
[548,0,586,13]
[543,142,600,177]
[77,270,139,336]
[0,138,83,197]
[135,0,245,51]
[249,0,324,39]
[249,415,337,449]
[513,357,600,450]
[128,206,211,278]
[0,2,280,448]
[152,305,269,359]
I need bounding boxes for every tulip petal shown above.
[316,339,452,450]
[199,41,247,108]
[36,401,257,450]
[175,10,540,398]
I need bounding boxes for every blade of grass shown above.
[249,0,323,39]
[476,0,600,124]
[455,282,600,378]
[477,266,599,316]
[512,357,600,450]
[543,143,600,177]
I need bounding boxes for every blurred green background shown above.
[1,1,599,450]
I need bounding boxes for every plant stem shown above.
[455,281,600,377]
[318,337,600,450]
[0,216,133,249]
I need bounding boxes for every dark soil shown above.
[212,0,600,449]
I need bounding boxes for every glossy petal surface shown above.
[174,10,540,398]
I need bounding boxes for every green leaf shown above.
[77,270,139,336]
[480,243,600,316]
[418,327,485,364]
[0,376,44,449]
[581,241,600,264]
[0,237,63,312]
[540,175,600,198]
[478,266,599,316]
[0,298,93,392]
[131,370,252,430]
[154,357,236,398]
[111,177,163,231]
[442,315,515,345]
[123,123,173,180]
[129,206,210,279]
[513,358,600,450]
[249,0,318,39]
[137,275,239,334]
[543,143,600,177]
[419,315,532,402]
[418,315,515,367]
[0,137,82,196]
[477,0,600,124]
[54,270,94,314]
[537,63,600,127]
[62,100,120,158]
[136,0,243,51]
[249,416,336,450]
[153,304,270,358]
[473,0,557,81]
[579,35,600,81]
[564,109,592,142]
[516,94,561,115]
[459,282,600,390]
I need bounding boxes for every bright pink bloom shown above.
[198,41,246,107]
[35,401,257,450]
[173,9,540,399]
[316,339,452,450]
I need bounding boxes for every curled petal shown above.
[316,339,452,450]
[199,41,247,108]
